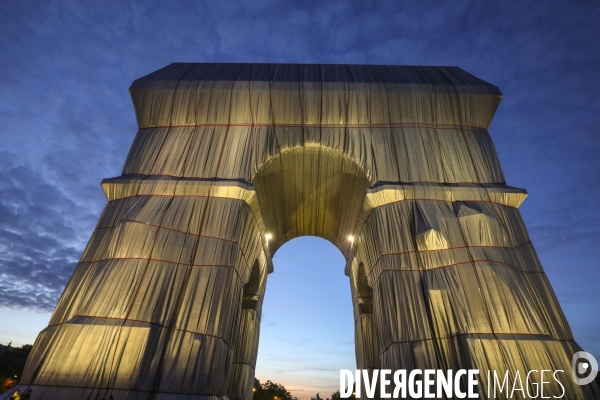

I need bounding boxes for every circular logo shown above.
[572,351,598,385]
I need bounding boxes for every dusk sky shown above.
[0,0,599,398]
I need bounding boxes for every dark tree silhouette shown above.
[253,380,293,400]
[0,344,32,394]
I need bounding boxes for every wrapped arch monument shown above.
[9,63,599,399]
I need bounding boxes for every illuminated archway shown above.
[14,63,594,399]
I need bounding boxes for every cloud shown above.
[0,152,93,311]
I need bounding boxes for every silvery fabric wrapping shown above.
[7,63,598,400]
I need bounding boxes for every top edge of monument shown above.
[130,62,501,94]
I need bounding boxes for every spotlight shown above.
[348,235,355,242]
[265,233,272,240]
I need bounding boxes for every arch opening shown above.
[354,262,373,315]
[255,236,356,399]
[242,260,262,311]
[252,147,370,256]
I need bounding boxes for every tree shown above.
[331,383,356,400]
[253,380,293,400]
[0,344,32,394]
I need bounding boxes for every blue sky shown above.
[0,0,599,398]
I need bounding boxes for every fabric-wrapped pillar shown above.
[228,257,268,400]
[355,196,597,398]
[19,184,267,399]
[348,259,380,399]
